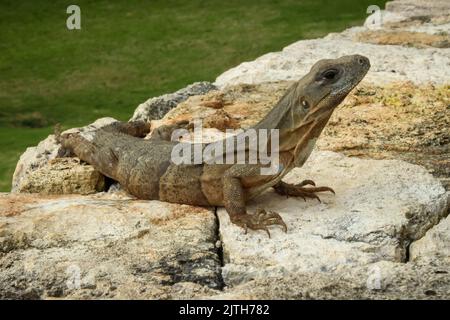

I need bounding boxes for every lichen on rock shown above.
[0,193,221,299]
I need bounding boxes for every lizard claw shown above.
[274,180,335,203]
[296,179,316,187]
[231,209,287,238]
[299,186,335,203]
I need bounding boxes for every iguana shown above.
[59,55,370,237]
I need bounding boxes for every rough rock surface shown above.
[355,30,449,48]
[410,215,450,263]
[130,82,216,123]
[14,158,105,195]
[213,260,450,299]
[214,38,450,86]
[217,151,449,286]
[318,82,450,189]
[335,9,450,48]
[12,134,61,193]
[0,193,221,299]
[11,117,117,194]
[385,0,450,18]
[3,151,448,299]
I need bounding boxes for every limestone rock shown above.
[12,117,118,193]
[317,82,450,189]
[213,260,450,299]
[214,38,450,87]
[385,0,450,18]
[14,158,105,195]
[328,18,450,50]
[0,193,221,299]
[2,150,448,299]
[218,151,449,286]
[410,215,450,263]
[346,8,450,48]
[364,1,450,28]
[12,134,61,193]
[130,82,216,122]
[355,30,449,48]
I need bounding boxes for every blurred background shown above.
[0,0,387,191]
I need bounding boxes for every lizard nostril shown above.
[358,58,365,65]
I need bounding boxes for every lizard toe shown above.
[231,210,288,237]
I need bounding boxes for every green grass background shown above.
[0,0,387,191]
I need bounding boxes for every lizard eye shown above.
[301,99,309,109]
[322,68,339,80]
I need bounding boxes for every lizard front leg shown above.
[223,166,287,237]
[273,180,335,202]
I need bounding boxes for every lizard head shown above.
[269,54,370,155]
[253,54,370,157]
[291,54,370,126]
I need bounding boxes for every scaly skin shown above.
[60,55,370,237]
